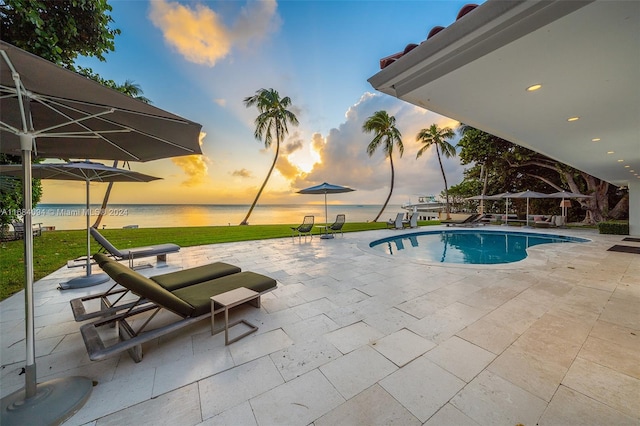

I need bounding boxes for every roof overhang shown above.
[368,0,640,187]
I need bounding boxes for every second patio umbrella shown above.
[0,161,161,289]
[508,190,550,227]
[0,41,202,425]
[298,182,355,239]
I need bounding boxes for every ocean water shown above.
[33,204,405,230]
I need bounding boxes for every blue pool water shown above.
[369,230,589,264]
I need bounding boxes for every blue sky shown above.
[42,0,477,206]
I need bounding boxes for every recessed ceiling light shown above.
[625,165,630,168]
[567,117,580,122]
[526,84,542,92]
[631,170,636,173]
[618,159,624,162]
[607,151,615,154]
[592,138,600,142]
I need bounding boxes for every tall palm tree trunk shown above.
[92,160,118,228]
[436,146,451,219]
[240,130,280,225]
[373,154,394,222]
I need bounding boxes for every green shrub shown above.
[598,221,629,235]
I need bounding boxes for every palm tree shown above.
[362,110,403,222]
[240,88,298,225]
[416,124,457,219]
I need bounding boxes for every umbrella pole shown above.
[58,179,108,289]
[1,139,93,426]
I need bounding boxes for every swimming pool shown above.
[369,230,589,264]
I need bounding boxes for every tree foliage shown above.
[416,124,456,218]
[362,110,404,222]
[456,126,628,223]
[0,0,120,68]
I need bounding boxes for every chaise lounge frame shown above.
[90,227,181,268]
[80,253,277,362]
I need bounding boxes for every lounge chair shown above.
[90,227,180,268]
[327,214,346,237]
[387,212,404,229]
[70,258,242,322]
[534,215,556,228]
[441,214,481,227]
[291,215,314,240]
[403,212,419,229]
[79,253,277,362]
[11,221,42,239]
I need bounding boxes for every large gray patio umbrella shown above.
[508,190,550,227]
[548,190,593,225]
[298,182,355,239]
[464,193,503,214]
[0,161,161,289]
[0,41,201,425]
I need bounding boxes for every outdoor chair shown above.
[327,214,346,237]
[90,227,180,268]
[79,253,277,362]
[386,212,404,229]
[534,215,556,228]
[441,213,481,227]
[402,212,419,229]
[11,221,42,239]
[70,258,242,322]
[291,215,314,240]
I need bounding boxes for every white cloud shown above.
[149,0,280,67]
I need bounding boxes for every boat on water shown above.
[401,195,445,220]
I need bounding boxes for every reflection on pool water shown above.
[369,230,589,264]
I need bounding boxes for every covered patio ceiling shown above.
[368,0,639,188]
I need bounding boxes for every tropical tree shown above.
[240,88,298,225]
[362,110,404,222]
[416,124,457,219]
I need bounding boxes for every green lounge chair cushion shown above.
[173,272,277,316]
[151,263,241,291]
[100,259,195,317]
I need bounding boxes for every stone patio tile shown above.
[289,297,339,320]
[320,345,397,400]
[380,356,465,422]
[370,328,435,367]
[315,384,420,426]
[408,302,488,343]
[96,383,202,426]
[598,297,640,329]
[250,369,345,425]
[362,306,418,335]
[424,403,480,426]
[562,357,640,419]
[579,335,640,379]
[198,401,257,426]
[324,321,384,354]
[229,328,293,365]
[424,336,495,382]
[456,316,520,354]
[450,370,547,426]
[459,286,520,311]
[281,313,340,342]
[67,367,156,425]
[270,337,342,381]
[152,344,235,397]
[198,356,284,419]
[538,385,638,426]
[589,319,639,351]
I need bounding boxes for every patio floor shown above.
[1,226,639,425]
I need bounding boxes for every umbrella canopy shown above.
[0,161,160,289]
[547,190,593,199]
[298,182,355,239]
[507,190,550,227]
[464,194,504,200]
[0,41,202,424]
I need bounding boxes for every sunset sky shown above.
[41,0,476,206]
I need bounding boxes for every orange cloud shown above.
[231,168,253,178]
[149,0,279,67]
[171,132,210,186]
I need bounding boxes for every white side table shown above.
[210,287,260,345]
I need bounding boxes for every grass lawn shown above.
[0,221,439,301]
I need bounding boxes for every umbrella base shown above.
[320,234,334,239]
[59,273,109,290]
[1,376,93,426]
